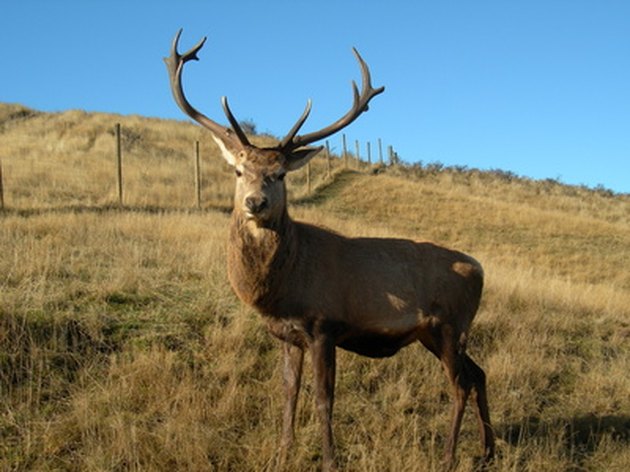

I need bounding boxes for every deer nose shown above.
[244,195,269,215]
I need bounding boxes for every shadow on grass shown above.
[292,169,364,207]
[501,413,630,452]
[0,202,233,218]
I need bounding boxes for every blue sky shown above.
[2,1,629,193]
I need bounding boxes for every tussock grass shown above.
[1,103,629,471]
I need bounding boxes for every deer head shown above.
[164,29,384,225]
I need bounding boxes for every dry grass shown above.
[1,103,629,471]
[0,104,333,211]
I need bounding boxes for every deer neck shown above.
[227,209,297,314]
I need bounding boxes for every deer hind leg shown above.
[281,342,304,454]
[437,324,473,470]
[463,354,495,464]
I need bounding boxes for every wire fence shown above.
[0,123,399,212]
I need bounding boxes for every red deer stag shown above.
[165,29,495,470]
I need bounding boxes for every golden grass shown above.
[306,172,630,290]
[0,104,335,210]
[1,103,629,471]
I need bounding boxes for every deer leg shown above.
[310,336,337,471]
[463,354,495,464]
[439,325,472,470]
[281,342,304,453]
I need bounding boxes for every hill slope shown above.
[1,103,629,471]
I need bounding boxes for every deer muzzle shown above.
[244,195,269,217]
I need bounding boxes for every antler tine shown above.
[164,29,248,150]
[222,97,251,147]
[279,100,312,149]
[280,48,384,152]
[171,28,206,64]
[352,47,383,109]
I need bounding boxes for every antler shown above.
[278,48,385,152]
[164,29,250,150]
[165,30,384,156]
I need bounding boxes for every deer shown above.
[165,29,495,471]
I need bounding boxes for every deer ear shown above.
[211,135,238,167]
[286,146,323,172]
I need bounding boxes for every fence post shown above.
[388,145,394,165]
[0,158,4,210]
[378,138,383,164]
[115,123,123,206]
[325,140,332,179]
[194,140,201,209]
[342,134,348,169]
[355,140,360,167]
[367,141,372,165]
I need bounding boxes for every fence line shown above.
[378,138,384,164]
[0,124,399,211]
[325,141,332,179]
[194,140,201,209]
[115,123,123,206]
[0,158,4,210]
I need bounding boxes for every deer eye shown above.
[235,169,243,178]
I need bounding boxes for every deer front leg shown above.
[281,342,304,453]
[310,336,337,471]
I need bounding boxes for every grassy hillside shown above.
[1,103,629,471]
[0,103,327,211]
